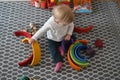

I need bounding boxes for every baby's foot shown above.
[54,62,62,72]
[59,46,64,56]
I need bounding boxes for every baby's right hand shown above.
[29,38,36,44]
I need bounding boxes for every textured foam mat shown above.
[0,1,120,80]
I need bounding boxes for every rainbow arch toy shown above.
[67,40,89,71]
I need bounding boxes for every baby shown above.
[29,4,74,72]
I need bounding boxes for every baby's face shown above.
[54,17,68,26]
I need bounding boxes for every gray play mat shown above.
[0,1,120,80]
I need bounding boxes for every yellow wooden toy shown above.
[22,38,41,66]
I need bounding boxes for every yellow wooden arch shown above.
[22,38,41,66]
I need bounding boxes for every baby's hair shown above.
[52,4,74,24]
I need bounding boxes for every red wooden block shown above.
[95,38,103,48]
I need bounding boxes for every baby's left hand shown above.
[65,34,71,41]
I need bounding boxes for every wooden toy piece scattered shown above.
[78,39,88,45]
[86,47,95,58]
[78,40,95,59]
[22,38,41,66]
[18,54,33,66]
[95,38,103,48]
[19,76,29,80]
[19,76,36,80]
[29,22,36,29]
[19,22,37,36]
[29,22,37,35]
[74,25,93,33]
[14,30,32,38]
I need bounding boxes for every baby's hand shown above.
[65,34,71,41]
[28,38,36,44]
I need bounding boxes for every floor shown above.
[0,1,120,80]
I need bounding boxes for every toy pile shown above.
[73,0,92,13]
[62,39,96,71]
[14,22,41,67]
[30,0,93,13]
[30,0,71,9]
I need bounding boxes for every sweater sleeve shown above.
[32,17,53,40]
[67,22,74,35]
[32,25,50,40]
